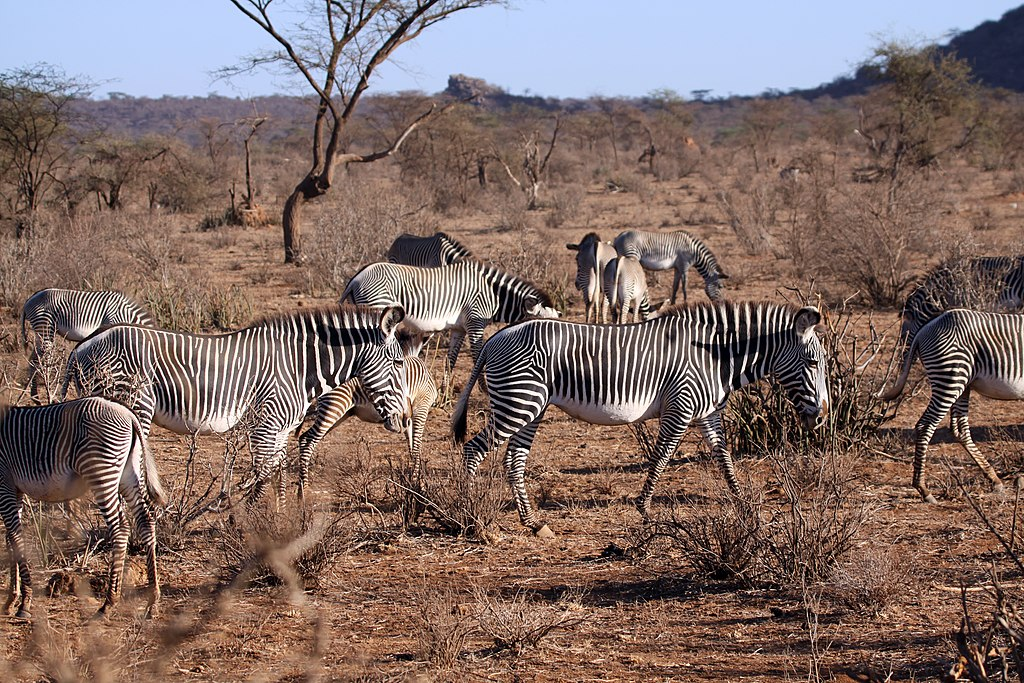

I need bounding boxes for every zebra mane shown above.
[677,230,725,278]
[468,260,554,308]
[247,303,386,329]
[578,231,602,246]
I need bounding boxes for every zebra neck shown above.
[690,239,720,279]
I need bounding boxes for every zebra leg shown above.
[122,480,160,616]
[636,410,690,519]
[444,331,466,392]
[246,430,290,510]
[912,382,964,504]
[297,394,353,501]
[96,503,130,618]
[503,416,547,532]
[1,490,30,618]
[950,391,1004,491]
[698,412,741,495]
[670,269,682,305]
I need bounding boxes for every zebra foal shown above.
[297,332,438,499]
[386,232,474,267]
[881,308,1024,503]
[21,288,154,400]
[0,397,164,619]
[566,232,616,323]
[453,301,829,533]
[602,255,652,323]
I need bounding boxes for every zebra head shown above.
[523,293,560,320]
[770,306,829,429]
[354,306,408,434]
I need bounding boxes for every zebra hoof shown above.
[13,608,30,620]
[923,494,939,505]
[534,524,555,539]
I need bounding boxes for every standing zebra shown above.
[602,255,652,323]
[342,261,559,385]
[21,288,155,400]
[881,308,1020,503]
[297,332,437,499]
[62,305,407,504]
[613,229,728,304]
[386,232,474,267]
[0,397,164,619]
[453,301,829,533]
[899,256,1024,349]
[566,233,617,323]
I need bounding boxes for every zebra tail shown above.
[452,350,487,444]
[133,416,166,507]
[879,335,918,401]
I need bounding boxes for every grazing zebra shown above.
[0,397,164,619]
[881,308,1020,503]
[613,229,728,304]
[566,233,617,323]
[21,288,155,400]
[297,332,437,499]
[602,255,651,324]
[62,305,407,504]
[342,261,559,385]
[453,301,829,533]
[900,256,1024,349]
[386,232,474,267]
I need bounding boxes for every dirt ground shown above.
[2,170,1024,682]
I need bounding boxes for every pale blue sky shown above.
[1,1,1019,100]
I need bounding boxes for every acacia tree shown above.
[227,0,503,263]
[0,64,91,226]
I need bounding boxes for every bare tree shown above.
[226,0,504,263]
[493,114,562,210]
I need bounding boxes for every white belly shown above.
[972,374,1024,401]
[403,311,461,333]
[156,410,244,435]
[640,254,677,271]
[553,397,661,425]
[19,471,89,502]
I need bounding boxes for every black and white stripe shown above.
[882,308,1023,502]
[62,305,407,503]
[602,255,651,323]
[0,397,164,618]
[386,231,474,267]
[342,260,559,382]
[21,288,154,400]
[567,232,617,323]
[453,301,829,531]
[613,229,728,304]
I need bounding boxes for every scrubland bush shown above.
[417,446,510,541]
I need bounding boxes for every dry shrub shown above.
[415,584,475,671]
[473,585,587,658]
[218,502,355,592]
[822,545,913,616]
[714,182,775,256]
[303,180,436,297]
[544,185,585,229]
[140,276,252,332]
[417,446,510,541]
[820,177,943,306]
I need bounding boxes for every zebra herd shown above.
[4,229,1024,619]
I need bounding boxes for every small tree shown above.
[493,113,562,210]
[226,0,504,263]
[0,64,91,228]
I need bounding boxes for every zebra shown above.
[613,229,728,304]
[0,397,164,619]
[341,261,560,386]
[20,288,155,401]
[453,301,829,533]
[881,308,1021,504]
[566,233,617,323]
[602,255,651,324]
[386,232,474,267]
[899,256,1024,350]
[61,305,407,504]
[297,332,437,500]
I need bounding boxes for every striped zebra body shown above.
[613,229,727,304]
[0,397,164,618]
[386,231,474,267]
[602,255,651,323]
[21,288,154,400]
[342,261,559,381]
[63,305,407,503]
[298,334,437,498]
[567,233,617,323]
[453,302,829,531]
[882,308,1024,502]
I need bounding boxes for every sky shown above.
[1,1,1019,101]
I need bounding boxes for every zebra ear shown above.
[566,243,580,251]
[379,306,406,339]
[794,307,821,337]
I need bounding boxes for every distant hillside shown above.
[797,4,1024,99]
